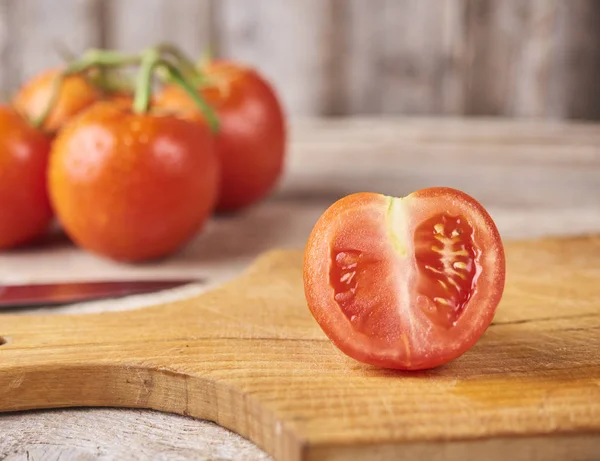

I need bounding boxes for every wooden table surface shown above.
[1,117,599,461]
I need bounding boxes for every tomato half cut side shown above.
[303,188,506,370]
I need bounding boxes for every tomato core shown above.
[415,214,478,328]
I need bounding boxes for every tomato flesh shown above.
[304,188,506,370]
[330,250,361,307]
[414,213,478,328]
[330,249,393,342]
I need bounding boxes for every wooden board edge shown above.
[0,361,305,461]
[304,432,600,461]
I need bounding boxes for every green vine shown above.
[31,49,141,128]
[30,45,219,133]
[133,48,219,133]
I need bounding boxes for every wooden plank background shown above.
[0,0,598,119]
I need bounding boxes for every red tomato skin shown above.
[155,61,286,212]
[49,102,220,262]
[0,106,53,249]
[13,69,101,133]
[304,188,506,370]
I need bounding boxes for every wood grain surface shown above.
[1,117,599,460]
[1,234,600,461]
[0,0,599,118]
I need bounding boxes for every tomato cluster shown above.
[0,45,286,262]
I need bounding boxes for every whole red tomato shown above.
[49,101,219,262]
[155,61,286,212]
[0,106,53,249]
[13,68,101,133]
[304,188,506,370]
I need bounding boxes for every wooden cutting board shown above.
[1,235,599,461]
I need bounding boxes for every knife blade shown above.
[0,279,198,309]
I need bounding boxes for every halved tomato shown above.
[303,188,506,370]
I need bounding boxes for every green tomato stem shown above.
[132,48,161,115]
[133,48,220,133]
[31,49,142,129]
[64,49,141,73]
[161,60,219,132]
[155,42,204,83]
[88,69,135,95]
